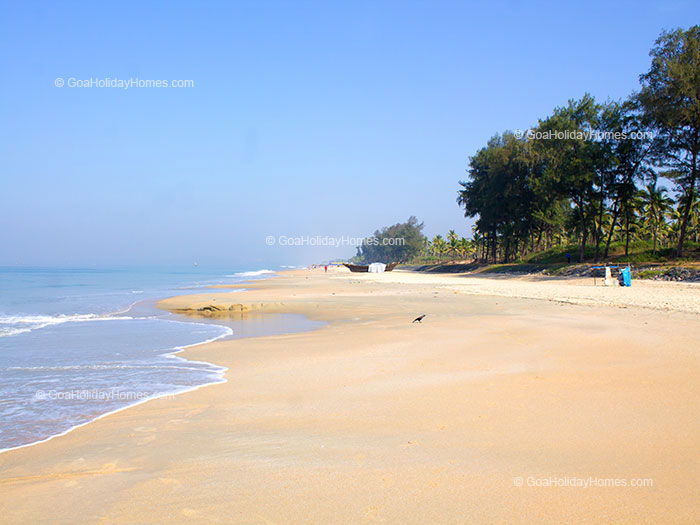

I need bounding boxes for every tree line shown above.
[457,26,700,263]
[354,218,475,264]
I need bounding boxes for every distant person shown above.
[566,252,571,264]
[324,265,328,273]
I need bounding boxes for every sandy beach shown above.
[1,268,699,523]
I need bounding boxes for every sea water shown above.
[0,266,298,451]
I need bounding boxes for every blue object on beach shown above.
[620,267,632,287]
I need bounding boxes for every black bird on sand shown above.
[412,314,426,323]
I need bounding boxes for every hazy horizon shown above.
[2,1,698,267]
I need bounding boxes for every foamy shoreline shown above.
[0,269,287,454]
[0,270,320,454]
[0,315,231,455]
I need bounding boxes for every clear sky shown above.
[1,1,698,267]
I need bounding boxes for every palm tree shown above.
[447,230,459,259]
[422,237,431,260]
[471,224,487,262]
[677,193,700,245]
[619,193,644,256]
[431,235,447,263]
[458,237,472,261]
[639,182,674,252]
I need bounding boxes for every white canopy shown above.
[367,262,386,273]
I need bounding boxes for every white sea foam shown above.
[0,326,32,337]
[0,375,227,455]
[0,313,133,337]
[227,269,276,277]
[0,320,232,454]
[0,267,242,453]
[2,364,208,371]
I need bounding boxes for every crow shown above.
[412,314,426,323]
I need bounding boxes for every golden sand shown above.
[1,268,699,523]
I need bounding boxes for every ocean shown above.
[0,266,313,452]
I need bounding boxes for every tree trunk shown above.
[491,228,498,264]
[678,202,691,257]
[595,180,605,262]
[578,199,586,263]
[604,199,619,258]
[625,208,630,256]
[677,154,698,257]
[593,222,600,262]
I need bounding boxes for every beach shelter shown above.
[604,266,613,286]
[620,267,632,287]
[368,262,387,273]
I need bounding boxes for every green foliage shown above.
[456,25,700,264]
[638,25,700,255]
[355,216,426,263]
[457,132,534,263]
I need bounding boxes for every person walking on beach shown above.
[324,265,328,273]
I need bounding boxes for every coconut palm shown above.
[431,235,447,263]
[619,192,644,256]
[471,225,483,261]
[447,230,459,258]
[422,236,431,260]
[458,237,472,260]
[677,193,700,244]
[639,182,674,252]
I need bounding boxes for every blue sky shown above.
[1,1,698,267]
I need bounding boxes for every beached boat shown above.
[343,262,398,273]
